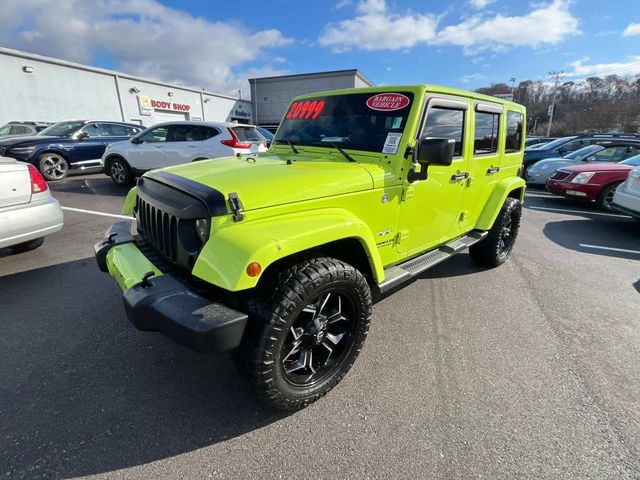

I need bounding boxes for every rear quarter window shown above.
[505,111,523,153]
[233,127,263,142]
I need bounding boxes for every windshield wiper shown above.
[311,141,356,163]
[274,139,299,154]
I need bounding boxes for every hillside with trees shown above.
[475,75,640,136]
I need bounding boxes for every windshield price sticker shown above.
[286,100,326,120]
[382,132,402,154]
[366,93,410,111]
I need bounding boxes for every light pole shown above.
[546,71,563,136]
[509,77,516,100]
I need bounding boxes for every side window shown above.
[505,111,523,153]
[557,139,586,155]
[11,126,31,135]
[105,123,139,136]
[185,126,219,141]
[474,112,500,155]
[140,126,169,143]
[421,107,465,157]
[0,125,12,135]
[81,123,110,137]
[166,125,190,142]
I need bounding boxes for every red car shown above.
[546,155,640,210]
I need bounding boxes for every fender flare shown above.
[475,176,526,230]
[191,207,384,291]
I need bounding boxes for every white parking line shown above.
[528,205,629,218]
[579,244,640,255]
[61,206,133,220]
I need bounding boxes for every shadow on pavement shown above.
[49,175,130,198]
[543,217,640,261]
[0,258,288,478]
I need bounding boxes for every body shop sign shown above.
[137,95,191,115]
[366,93,410,111]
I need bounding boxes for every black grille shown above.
[136,196,179,262]
[550,170,570,181]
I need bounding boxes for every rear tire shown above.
[12,237,44,253]
[595,182,622,211]
[232,257,372,410]
[107,157,134,186]
[470,197,522,268]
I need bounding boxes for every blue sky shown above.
[2,0,639,96]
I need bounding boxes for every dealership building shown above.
[0,47,253,127]
[0,47,375,129]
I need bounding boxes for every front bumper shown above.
[545,179,596,199]
[94,221,248,354]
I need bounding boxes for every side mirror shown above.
[585,155,595,162]
[409,137,455,181]
[130,137,143,144]
[76,132,89,140]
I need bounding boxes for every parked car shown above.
[545,155,640,210]
[526,142,640,185]
[522,133,640,177]
[0,158,63,252]
[258,125,279,135]
[611,163,640,222]
[0,120,144,181]
[102,121,268,186]
[524,136,556,147]
[0,121,52,137]
[524,142,550,150]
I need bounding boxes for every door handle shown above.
[451,172,469,182]
[486,166,500,175]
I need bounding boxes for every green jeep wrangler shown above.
[95,85,526,410]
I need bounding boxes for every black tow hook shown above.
[106,232,118,244]
[140,271,155,288]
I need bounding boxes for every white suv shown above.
[611,162,640,222]
[102,122,268,185]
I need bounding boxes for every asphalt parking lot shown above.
[1,173,639,479]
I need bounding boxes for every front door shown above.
[396,97,470,257]
[129,125,169,170]
[73,122,112,166]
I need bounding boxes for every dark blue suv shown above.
[0,120,144,180]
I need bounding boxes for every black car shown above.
[524,136,556,147]
[0,120,144,180]
[522,133,640,177]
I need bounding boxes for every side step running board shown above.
[377,230,488,294]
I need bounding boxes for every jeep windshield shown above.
[273,92,414,154]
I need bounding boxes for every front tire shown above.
[470,197,522,267]
[596,182,622,211]
[38,153,69,181]
[107,157,134,186]
[233,257,372,410]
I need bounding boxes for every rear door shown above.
[0,161,31,208]
[458,101,503,231]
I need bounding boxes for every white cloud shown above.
[335,0,352,9]
[623,23,640,37]
[435,0,579,54]
[566,56,640,78]
[318,0,438,51]
[0,0,292,96]
[469,0,495,9]
[319,0,579,55]
[460,73,484,83]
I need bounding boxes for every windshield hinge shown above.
[228,192,245,222]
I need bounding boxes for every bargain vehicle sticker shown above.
[366,93,410,111]
[382,132,402,154]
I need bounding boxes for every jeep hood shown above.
[154,153,376,211]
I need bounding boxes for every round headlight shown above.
[194,218,210,243]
